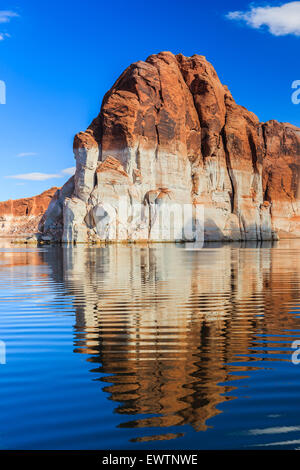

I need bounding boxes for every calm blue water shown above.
[0,239,300,449]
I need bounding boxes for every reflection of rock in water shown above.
[41,241,300,441]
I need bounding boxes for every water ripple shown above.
[0,241,300,449]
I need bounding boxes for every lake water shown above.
[0,239,300,449]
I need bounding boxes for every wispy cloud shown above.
[6,166,76,181]
[226,1,300,37]
[0,10,19,41]
[16,152,38,158]
[0,10,19,24]
[6,172,62,181]
[62,167,76,175]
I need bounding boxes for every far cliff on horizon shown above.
[1,51,300,242]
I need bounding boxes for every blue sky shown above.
[0,0,299,200]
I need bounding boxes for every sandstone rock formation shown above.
[33,52,300,241]
[0,187,58,236]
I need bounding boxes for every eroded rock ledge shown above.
[40,51,300,242]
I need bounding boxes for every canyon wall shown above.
[0,187,58,236]
[17,52,300,241]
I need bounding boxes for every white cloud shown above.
[0,33,10,41]
[17,152,38,158]
[0,10,19,24]
[0,10,19,41]
[62,166,76,175]
[5,166,76,181]
[227,1,300,36]
[6,172,62,181]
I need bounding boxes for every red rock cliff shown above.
[0,187,58,217]
[0,187,58,236]
[10,52,300,241]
